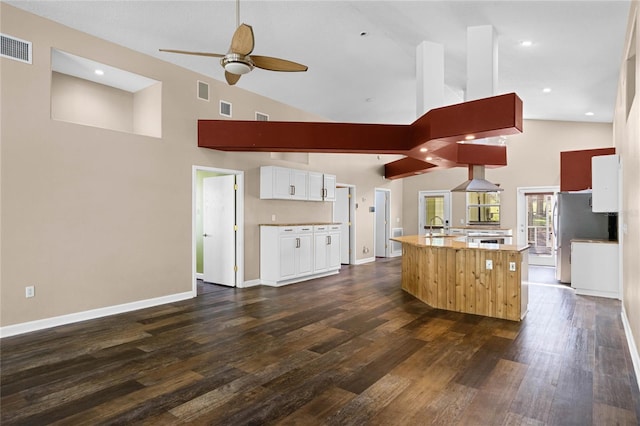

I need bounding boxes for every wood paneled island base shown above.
[393,235,529,321]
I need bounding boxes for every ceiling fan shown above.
[159,0,308,85]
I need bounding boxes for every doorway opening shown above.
[418,190,451,235]
[374,188,390,258]
[517,186,558,267]
[192,166,244,295]
[333,184,356,264]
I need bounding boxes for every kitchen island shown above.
[392,235,529,321]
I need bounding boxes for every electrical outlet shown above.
[25,286,35,298]
[485,259,493,270]
[271,214,276,222]
[509,262,517,272]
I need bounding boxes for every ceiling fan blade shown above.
[251,55,308,72]
[225,71,241,85]
[159,49,225,58]
[230,24,254,56]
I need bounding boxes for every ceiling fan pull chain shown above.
[236,0,240,28]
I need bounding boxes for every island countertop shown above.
[392,234,529,252]
[259,222,341,227]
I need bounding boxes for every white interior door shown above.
[334,187,350,264]
[375,189,390,257]
[203,175,236,286]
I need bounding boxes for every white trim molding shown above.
[355,257,376,265]
[239,279,261,288]
[621,305,640,389]
[0,291,193,338]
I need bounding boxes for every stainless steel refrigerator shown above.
[554,192,610,283]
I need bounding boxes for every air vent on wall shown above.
[220,100,232,117]
[1,34,32,64]
[256,112,269,121]
[197,80,209,101]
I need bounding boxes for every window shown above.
[467,192,500,225]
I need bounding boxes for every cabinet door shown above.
[314,231,328,272]
[323,174,337,201]
[592,155,619,212]
[273,167,294,199]
[328,230,341,269]
[291,170,309,200]
[308,172,324,201]
[279,233,298,279]
[297,231,313,276]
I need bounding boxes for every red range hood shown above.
[198,92,523,179]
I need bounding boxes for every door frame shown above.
[333,183,357,265]
[516,186,559,266]
[418,190,452,234]
[374,188,391,258]
[192,165,244,295]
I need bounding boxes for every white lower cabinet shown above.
[570,241,619,298]
[261,225,341,286]
[313,225,341,273]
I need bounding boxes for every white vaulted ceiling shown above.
[8,0,630,124]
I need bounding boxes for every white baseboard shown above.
[196,272,204,280]
[389,251,402,258]
[0,291,194,338]
[238,279,261,288]
[621,305,640,389]
[574,288,620,299]
[355,257,376,265]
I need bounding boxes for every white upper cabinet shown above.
[309,172,336,201]
[260,166,308,200]
[323,174,337,201]
[261,166,335,201]
[592,154,619,212]
[308,172,324,201]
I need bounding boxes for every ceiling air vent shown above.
[1,34,32,64]
[220,100,232,117]
[256,112,269,121]
[197,80,209,101]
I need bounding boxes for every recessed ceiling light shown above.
[94,69,104,76]
[465,135,475,140]
[542,87,552,93]
[520,40,533,47]
[426,156,433,161]
[420,147,428,152]
[585,111,595,116]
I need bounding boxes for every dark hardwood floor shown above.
[2,258,639,425]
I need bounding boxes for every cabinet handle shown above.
[296,237,300,248]
[290,185,295,195]
[327,235,331,245]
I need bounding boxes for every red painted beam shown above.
[197,93,523,180]
[198,121,411,154]
[384,157,438,179]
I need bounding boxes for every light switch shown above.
[509,262,517,272]
[486,259,493,270]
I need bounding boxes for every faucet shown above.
[428,216,444,236]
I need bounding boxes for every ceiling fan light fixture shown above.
[221,53,254,75]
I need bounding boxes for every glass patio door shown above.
[526,192,556,265]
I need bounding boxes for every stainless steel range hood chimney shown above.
[451,164,503,192]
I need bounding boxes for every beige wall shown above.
[615,2,640,362]
[51,71,135,132]
[402,120,614,236]
[0,4,404,328]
